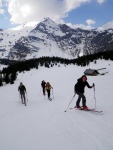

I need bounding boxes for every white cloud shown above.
[6,0,92,25]
[66,22,94,30]
[98,21,113,30]
[63,0,91,13]
[66,19,96,30]
[3,0,106,27]
[96,0,106,4]
[0,0,5,14]
[86,19,96,25]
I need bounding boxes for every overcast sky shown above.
[0,0,113,30]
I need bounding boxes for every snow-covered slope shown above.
[0,60,113,150]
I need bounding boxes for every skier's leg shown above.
[23,93,26,106]
[43,88,45,96]
[76,92,82,107]
[20,93,24,103]
[81,94,86,107]
[46,90,49,98]
[48,90,50,98]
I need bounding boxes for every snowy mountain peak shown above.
[0,18,113,60]
[43,17,57,25]
[31,17,61,35]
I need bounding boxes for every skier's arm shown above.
[23,85,27,92]
[25,87,27,93]
[18,86,20,91]
[86,82,93,88]
[92,83,95,87]
[74,84,76,94]
[50,86,53,89]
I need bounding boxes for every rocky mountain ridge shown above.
[0,18,113,60]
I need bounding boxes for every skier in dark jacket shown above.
[18,82,26,104]
[41,80,46,96]
[74,75,95,110]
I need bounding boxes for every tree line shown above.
[0,50,113,86]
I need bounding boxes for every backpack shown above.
[46,82,51,90]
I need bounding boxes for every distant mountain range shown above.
[0,18,113,60]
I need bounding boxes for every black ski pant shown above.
[42,87,45,95]
[46,89,50,98]
[76,91,86,107]
[20,92,26,103]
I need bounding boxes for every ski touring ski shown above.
[48,98,52,101]
[80,109,103,113]
[69,107,103,113]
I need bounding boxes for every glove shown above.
[92,83,95,87]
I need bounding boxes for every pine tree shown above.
[10,72,17,84]
[0,79,3,86]
[4,73,10,84]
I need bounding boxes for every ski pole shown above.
[64,94,76,112]
[39,88,41,94]
[93,84,96,109]
[19,93,21,103]
[19,92,22,103]
[52,88,54,98]
[26,92,28,101]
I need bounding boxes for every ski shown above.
[48,98,52,101]
[69,107,102,113]
[69,107,76,109]
[81,109,103,113]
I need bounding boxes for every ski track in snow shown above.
[0,60,113,150]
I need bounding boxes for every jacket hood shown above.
[77,78,82,82]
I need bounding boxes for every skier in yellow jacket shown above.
[46,82,53,101]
